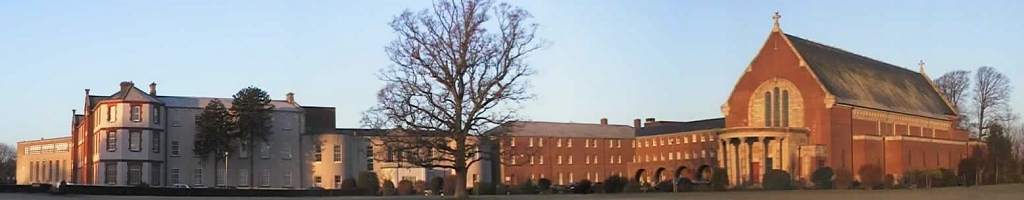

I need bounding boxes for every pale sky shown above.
[1,0,1022,144]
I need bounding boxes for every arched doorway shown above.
[696,165,711,181]
[634,169,646,183]
[673,166,689,183]
[654,167,666,183]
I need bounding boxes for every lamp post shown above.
[224,151,229,187]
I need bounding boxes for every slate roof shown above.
[784,34,956,119]
[158,96,302,112]
[493,121,635,139]
[635,118,725,137]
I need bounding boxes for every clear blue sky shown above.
[1,0,1022,144]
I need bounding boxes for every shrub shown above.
[397,180,415,195]
[593,182,606,193]
[429,176,444,195]
[902,170,926,188]
[811,167,834,189]
[624,180,641,193]
[711,168,729,191]
[381,180,396,196]
[762,169,794,190]
[341,178,358,190]
[495,184,510,195]
[515,179,536,194]
[926,169,943,188]
[676,178,693,192]
[357,171,380,196]
[940,168,958,187]
[537,178,552,193]
[883,174,896,189]
[641,182,652,192]
[655,180,673,192]
[833,169,853,190]
[603,175,626,193]
[575,179,593,194]
[443,175,457,196]
[474,181,495,195]
[957,158,979,186]
[857,164,883,190]
[413,180,427,195]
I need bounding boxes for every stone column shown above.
[779,137,786,171]
[746,138,754,184]
[719,139,726,169]
[731,139,740,185]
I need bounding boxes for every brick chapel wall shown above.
[628,132,719,183]
[829,107,854,172]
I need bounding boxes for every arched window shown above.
[773,87,781,127]
[782,90,789,127]
[764,92,772,127]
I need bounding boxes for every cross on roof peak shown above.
[918,60,926,73]
[772,12,782,31]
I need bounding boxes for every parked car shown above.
[214,186,238,189]
[170,184,191,188]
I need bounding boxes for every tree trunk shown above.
[455,167,469,199]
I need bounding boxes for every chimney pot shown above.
[600,118,608,125]
[286,92,295,103]
[633,118,641,128]
[119,81,134,89]
[85,89,90,95]
[149,82,157,96]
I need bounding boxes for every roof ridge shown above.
[784,34,919,75]
[517,121,632,127]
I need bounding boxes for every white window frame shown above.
[239,169,249,187]
[131,105,142,122]
[260,170,270,187]
[170,140,180,156]
[170,168,180,184]
[283,170,292,187]
[193,168,204,186]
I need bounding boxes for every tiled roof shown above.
[158,96,302,112]
[494,121,635,139]
[635,118,724,137]
[785,34,956,119]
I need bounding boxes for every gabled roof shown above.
[495,121,635,139]
[635,118,724,137]
[109,83,162,103]
[784,34,956,119]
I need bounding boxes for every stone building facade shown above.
[16,137,72,185]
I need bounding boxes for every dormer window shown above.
[131,106,142,122]
[107,106,116,122]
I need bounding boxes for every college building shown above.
[17,14,987,189]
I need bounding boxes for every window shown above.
[568,155,573,164]
[684,137,689,144]
[669,153,674,160]
[617,140,621,148]
[557,139,562,147]
[585,139,589,147]
[314,145,322,162]
[239,169,249,186]
[261,143,271,159]
[152,132,160,153]
[511,138,515,147]
[618,155,622,163]
[216,168,226,186]
[129,131,141,152]
[131,105,142,122]
[764,91,772,127]
[283,145,292,159]
[609,140,613,148]
[128,162,142,185]
[594,155,598,164]
[153,107,160,124]
[530,156,535,165]
[511,155,516,165]
[151,164,161,186]
[261,170,270,187]
[239,146,248,158]
[782,90,789,127]
[171,141,180,156]
[567,139,572,147]
[529,138,534,147]
[559,173,564,185]
[702,150,707,158]
[773,87,781,127]
[283,170,293,187]
[105,163,117,185]
[106,132,117,152]
[539,138,544,147]
[585,155,590,164]
[314,176,322,187]
[108,105,116,122]
[193,168,203,186]
[558,156,562,164]
[592,139,598,148]
[334,175,342,189]
[171,168,180,184]
[539,155,544,164]
[333,145,342,162]
[610,156,614,163]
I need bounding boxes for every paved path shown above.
[3,184,1023,200]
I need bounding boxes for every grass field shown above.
[3,184,1021,200]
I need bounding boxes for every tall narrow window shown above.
[170,140,179,156]
[153,107,160,124]
[152,164,161,186]
[106,132,117,152]
[108,105,116,122]
[129,131,141,152]
[333,145,342,162]
[170,168,180,184]
[193,168,204,186]
[131,106,142,122]
[773,87,781,127]
[314,145,322,162]
[261,170,270,187]
[152,132,161,153]
[128,162,142,185]
[782,90,789,127]
[239,169,249,186]
[261,143,270,159]
[283,170,293,187]
[764,92,772,127]
[105,162,117,185]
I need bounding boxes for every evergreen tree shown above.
[193,99,235,164]
[230,86,275,186]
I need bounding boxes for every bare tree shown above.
[361,0,544,198]
[0,143,15,183]
[934,70,972,129]
[972,66,1012,138]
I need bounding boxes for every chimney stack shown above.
[600,118,608,126]
[286,92,295,103]
[85,89,90,95]
[119,81,134,90]
[149,82,157,96]
[645,118,656,123]
[633,118,641,128]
